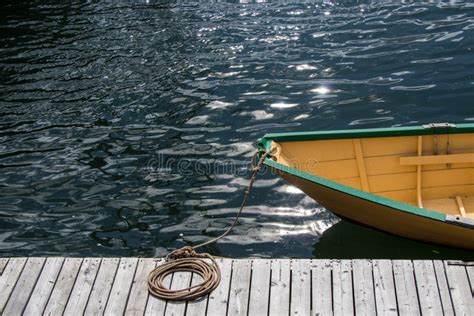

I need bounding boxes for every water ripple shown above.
[0,0,473,258]
[391,84,436,91]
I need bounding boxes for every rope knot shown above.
[167,246,197,260]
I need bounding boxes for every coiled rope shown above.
[148,149,271,301]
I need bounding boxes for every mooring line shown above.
[147,149,272,301]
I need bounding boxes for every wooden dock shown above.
[0,258,472,315]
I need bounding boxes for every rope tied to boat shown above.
[147,149,272,301]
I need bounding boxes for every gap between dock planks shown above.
[0,258,472,315]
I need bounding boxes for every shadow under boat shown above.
[314,219,474,261]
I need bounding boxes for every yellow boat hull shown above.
[260,123,474,249]
[277,169,474,250]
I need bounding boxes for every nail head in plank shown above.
[312,259,332,316]
[23,257,64,316]
[145,260,172,316]
[352,259,375,316]
[291,259,311,316]
[84,257,120,315]
[373,260,398,315]
[444,261,474,315]
[0,257,27,313]
[392,260,420,316]
[332,260,354,316]
[43,257,83,315]
[206,258,233,316]
[269,259,290,316]
[125,259,159,316]
[104,257,138,316]
[247,259,271,315]
[227,259,252,316]
[64,257,101,315]
[186,271,208,316]
[432,260,454,315]
[413,260,443,315]
[3,257,45,315]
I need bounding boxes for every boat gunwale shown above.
[259,123,474,228]
[259,122,474,144]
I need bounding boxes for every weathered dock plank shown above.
[24,257,64,315]
[104,257,138,315]
[0,257,472,316]
[206,258,232,315]
[312,259,332,315]
[3,257,45,315]
[332,259,353,316]
[0,258,8,275]
[353,259,376,316]
[125,258,158,315]
[392,260,420,316]
[444,261,474,315]
[64,257,101,315]
[84,257,120,315]
[227,259,252,316]
[373,259,398,315]
[268,259,290,316]
[467,265,474,293]
[185,272,208,316]
[0,257,27,313]
[413,260,443,315]
[433,260,455,315]
[145,262,171,316]
[290,259,311,316]
[43,257,82,315]
[248,259,270,315]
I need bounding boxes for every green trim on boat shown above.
[259,123,474,145]
[264,158,447,223]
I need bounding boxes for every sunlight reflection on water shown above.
[0,0,473,259]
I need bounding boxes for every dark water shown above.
[1,0,473,259]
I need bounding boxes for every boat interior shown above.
[271,133,474,219]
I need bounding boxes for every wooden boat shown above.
[259,123,474,249]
